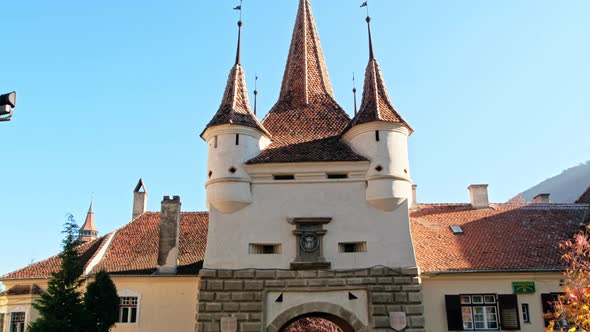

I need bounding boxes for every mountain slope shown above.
[518,161,590,203]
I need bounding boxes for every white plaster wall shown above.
[422,273,563,332]
[204,180,417,270]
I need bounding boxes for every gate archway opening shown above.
[280,313,353,332]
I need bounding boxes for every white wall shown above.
[204,174,417,270]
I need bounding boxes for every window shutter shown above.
[445,295,463,331]
[541,293,554,327]
[498,294,520,330]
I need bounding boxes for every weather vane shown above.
[254,74,259,116]
[233,0,243,21]
[360,1,369,17]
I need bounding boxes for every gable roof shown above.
[411,203,590,273]
[249,0,365,164]
[91,212,207,275]
[1,213,208,280]
[0,237,108,281]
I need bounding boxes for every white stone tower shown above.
[200,20,271,215]
[342,16,414,212]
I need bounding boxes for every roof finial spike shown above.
[366,15,375,61]
[234,0,244,65]
[352,72,358,115]
[253,74,259,116]
[89,193,94,213]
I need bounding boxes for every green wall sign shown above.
[512,281,536,294]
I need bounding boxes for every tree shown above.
[29,214,89,332]
[546,226,590,332]
[84,270,119,332]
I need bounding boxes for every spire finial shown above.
[234,1,244,65]
[89,193,94,213]
[352,73,358,115]
[253,74,259,116]
[366,16,375,61]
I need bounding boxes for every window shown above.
[10,312,25,332]
[235,134,240,145]
[522,303,530,323]
[0,313,5,332]
[338,242,367,253]
[273,175,295,181]
[118,297,138,323]
[249,244,281,254]
[375,130,380,141]
[445,294,520,331]
[327,174,348,179]
[213,136,218,148]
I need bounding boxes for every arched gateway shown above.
[267,303,368,332]
[197,0,425,331]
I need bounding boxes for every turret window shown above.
[375,130,380,142]
[273,175,295,181]
[235,134,240,145]
[327,173,348,179]
[214,136,218,148]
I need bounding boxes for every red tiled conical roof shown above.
[250,0,366,164]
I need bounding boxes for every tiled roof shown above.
[1,213,208,280]
[80,201,97,232]
[577,186,590,203]
[0,237,107,280]
[249,0,365,164]
[202,64,268,137]
[411,203,590,273]
[90,212,207,275]
[0,284,44,296]
[347,59,412,132]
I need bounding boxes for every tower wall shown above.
[203,125,270,214]
[344,122,413,211]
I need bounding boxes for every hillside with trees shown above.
[517,161,590,203]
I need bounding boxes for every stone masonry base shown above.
[195,267,425,332]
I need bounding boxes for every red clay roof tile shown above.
[0,284,44,296]
[411,203,590,273]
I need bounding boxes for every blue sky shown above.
[1,0,589,277]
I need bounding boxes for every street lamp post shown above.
[0,91,17,122]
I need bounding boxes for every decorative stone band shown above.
[195,267,425,332]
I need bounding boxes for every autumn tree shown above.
[547,226,590,331]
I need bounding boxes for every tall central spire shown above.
[278,0,334,106]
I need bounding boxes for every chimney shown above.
[411,184,418,210]
[533,193,550,203]
[133,179,147,220]
[468,184,490,209]
[157,196,181,274]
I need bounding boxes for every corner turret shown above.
[343,15,413,211]
[201,17,270,214]
[78,200,98,243]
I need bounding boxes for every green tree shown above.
[29,214,89,332]
[84,270,119,332]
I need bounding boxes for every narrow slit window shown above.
[327,173,348,179]
[338,242,367,253]
[249,244,282,254]
[375,130,380,141]
[235,134,240,145]
[522,303,530,323]
[273,175,295,181]
[213,136,218,148]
